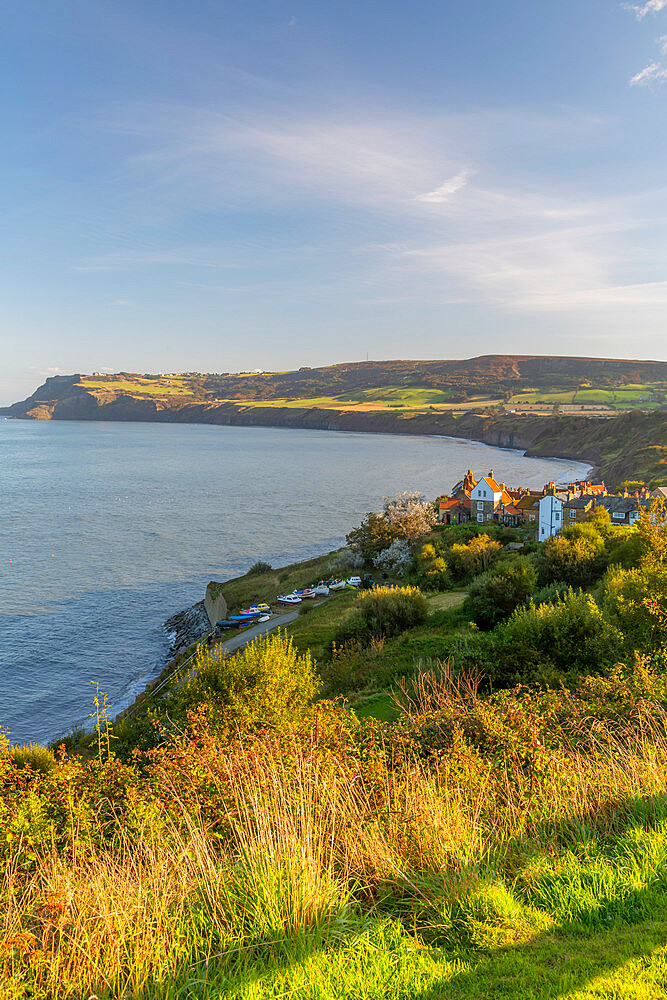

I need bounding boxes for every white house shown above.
[470,473,503,524]
[538,492,566,540]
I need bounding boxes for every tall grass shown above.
[3,666,667,997]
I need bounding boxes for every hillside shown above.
[3,356,667,487]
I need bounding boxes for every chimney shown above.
[489,469,494,479]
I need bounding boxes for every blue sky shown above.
[2,0,667,404]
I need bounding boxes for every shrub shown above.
[357,585,429,639]
[465,558,537,630]
[332,585,429,651]
[331,548,365,572]
[531,581,570,607]
[496,590,624,686]
[602,562,667,654]
[372,538,413,577]
[247,560,272,575]
[449,534,502,582]
[7,744,57,774]
[536,523,606,588]
[171,631,318,734]
[412,541,449,590]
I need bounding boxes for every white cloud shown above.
[630,60,667,85]
[416,170,470,203]
[625,0,667,19]
[659,33,667,51]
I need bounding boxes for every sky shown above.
[1,0,667,404]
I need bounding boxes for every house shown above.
[438,496,471,524]
[651,487,667,501]
[469,471,513,524]
[439,469,477,524]
[562,494,597,527]
[596,495,642,527]
[537,478,608,540]
[538,489,567,541]
[514,491,542,524]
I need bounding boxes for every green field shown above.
[80,376,195,396]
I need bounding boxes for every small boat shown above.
[228,612,262,622]
[347,576,362,588]
[257,614,272,623]
[277,593,302,605]
[314,583,330,596]
[329,578,346,592]
[216,619,240,630]
[240,603,271,615]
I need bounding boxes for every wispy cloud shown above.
[625,0,667,18]
[416,170,470,204]
[83,101,667,323]
[630,60,667,85]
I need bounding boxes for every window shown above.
[555,512,560,522]
[477,502,484,510]
[569,509,576,516]
[612,512,624,520]
[477,513,484,522]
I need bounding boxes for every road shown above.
[211,607,302,655]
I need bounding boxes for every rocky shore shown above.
[164,600,211,653]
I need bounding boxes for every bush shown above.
[331,548,365,572]
[7,744,57,774]
[357,585,429,639]
[449,534,502,582]
[531,582,570,607]
[602,562,667,655]
[171,631,318,734]
[412,541,449,590]
[465,558,537,629]
[333,586,429,649]
[536,523,606,588]
[372,538,413,577]
[247,560,272,576]
[496,590,624,686]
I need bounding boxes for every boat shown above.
[329,578,346,592]
[293,588,317,599]
[257,614,272,623]
[347,576,362,588]
[240,603,271,615]
[277,593,302,605]
[216,619,240,630]
[228,612,262,622]
[313,583,330,596]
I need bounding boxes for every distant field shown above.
[76,373,664,414]
[229,391,502,413]
[80,377,195,396]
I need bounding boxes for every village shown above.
[438,468,667,540]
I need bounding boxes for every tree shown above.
[381,491,438,541]
[346,512,399,562]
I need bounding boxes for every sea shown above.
[0,418,592,745]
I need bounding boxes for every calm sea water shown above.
[0,418,591,744]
